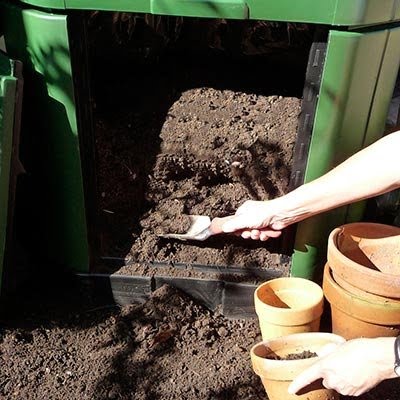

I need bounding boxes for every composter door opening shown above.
[86,15,320,282]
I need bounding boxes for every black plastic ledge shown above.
[290,40,327,190]
[77,266,283,319]
[2,57,24,295]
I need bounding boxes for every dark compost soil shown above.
[91,16,310,277]
[1,276,399,400]
[0,275,265,400]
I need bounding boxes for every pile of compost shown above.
[0,278,265,399]
[91,15,309,276]
[1,277,399,400]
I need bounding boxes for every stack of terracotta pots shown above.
[250,221,400,399]
[324,222,400,340]
[250,277,344,400]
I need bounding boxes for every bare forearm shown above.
[222,131,400,238]
[270,131,400,229]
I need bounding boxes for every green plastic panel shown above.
[0,53,17,289]
[291,27,400,278]
[0,5,90,272]
[248,0,399,25]
[151,0,248,19]
[64,0,150,13]
[18,0,65,8]
[332,0,398,26]
[364,27,400,148]
[395,0,400,20]
[346,26,400,223]
[14,0,400,26]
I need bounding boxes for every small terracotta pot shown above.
[254,277,324,340]
[323,264,400,339]
[327,222,400,298]
[250,332,345,400]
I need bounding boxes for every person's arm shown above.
[288,337,398,396]
[222,131,400,240]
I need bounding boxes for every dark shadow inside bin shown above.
[81,13,325,283]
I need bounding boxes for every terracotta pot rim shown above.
[250,332,346,381]
[254,277,324,314]
[254,279,324,327]
[323,264,400,324]
[331,222,400,234]
[327,224,400,298]
[330,223,400,278]
[331,270,400,304]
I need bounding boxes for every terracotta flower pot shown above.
[250,332,345,400]
[332,270,400,303]
[254,277,324,340]
[327,222,400,298]
[323,264,400,339]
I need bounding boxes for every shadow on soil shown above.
[0,268,265,399]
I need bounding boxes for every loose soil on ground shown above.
[1,275,399,400]
[1,278,265,400]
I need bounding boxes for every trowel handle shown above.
[209,216,236,235]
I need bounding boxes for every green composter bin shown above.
[0,50,22,293]
[1,0,400,310]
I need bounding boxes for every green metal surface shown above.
[0,4,90,272]
[0,53,17,289]
[291,26,400,279]
[14,0,400,26]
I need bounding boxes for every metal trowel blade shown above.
[157,215,211,241]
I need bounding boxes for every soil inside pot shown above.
[89,14,311,278]
[267,350,318,360]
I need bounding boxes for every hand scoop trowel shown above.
[158,215,234,241]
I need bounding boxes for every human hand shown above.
[288,337,397,397]
[221,200,286,241]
